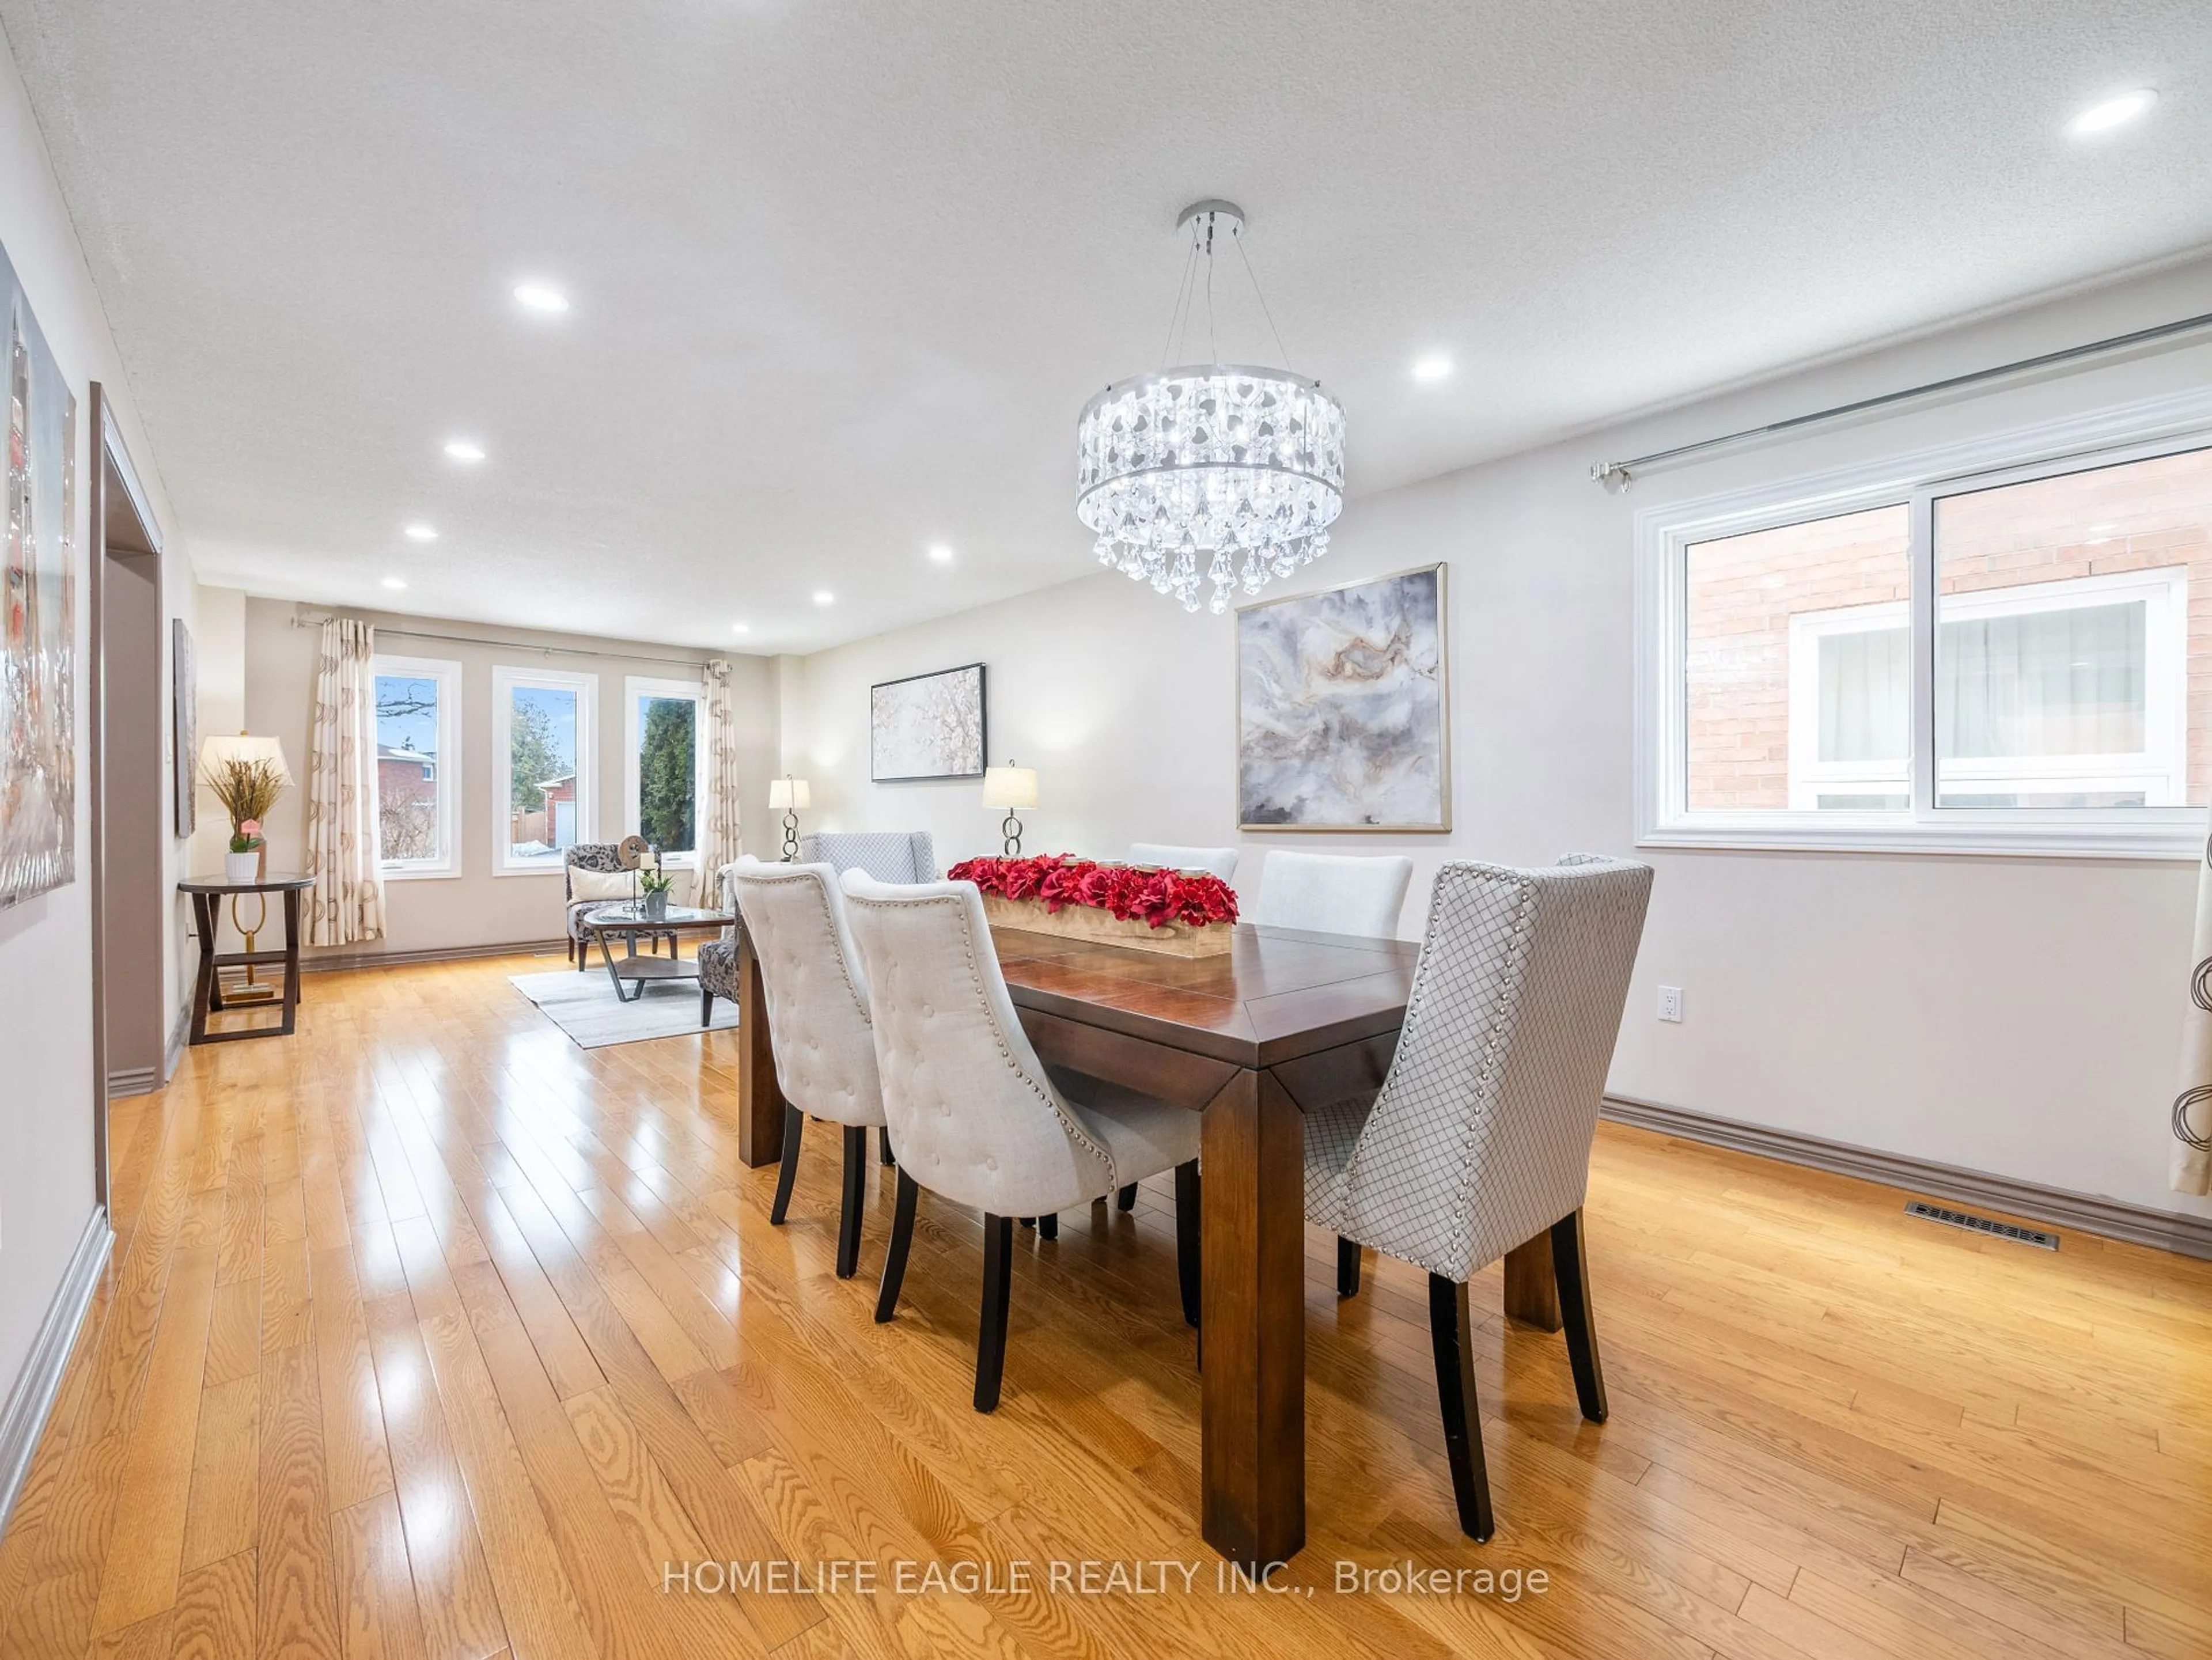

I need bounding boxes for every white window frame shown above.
[493,665,597,876]
[623,675,706,867]
[1637,385,2212,858]
[370,654,461,880]
[1785,569,2188,810]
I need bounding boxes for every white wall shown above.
[237,596,781,959]
[0,35,192,1403]
[788,254,2212,1224]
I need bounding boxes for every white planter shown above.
[224,851,260,885]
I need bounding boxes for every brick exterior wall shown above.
[1684,446,2212,810]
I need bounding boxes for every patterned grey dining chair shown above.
[798,831,937,883]
[842,871,1203,1412]
[728,861,889,1279]
[1308,854,1652,1542]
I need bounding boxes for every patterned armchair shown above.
[696,858,744,1025]
[563,839,676,970]
[798,831,937,884]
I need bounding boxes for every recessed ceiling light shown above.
[404,523,438,543]
[444,438,485,462]
[2067,89,2156,137]
[812,590,835,606]
[1412,354,1453,382]
[381,577,407,590]
[731,622,751,634]
[927,543,954,563]
[513,282,570,314]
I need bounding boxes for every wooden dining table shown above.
[730,915,1565,1567]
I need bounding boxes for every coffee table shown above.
[579,901,733,1002]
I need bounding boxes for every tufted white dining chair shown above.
[841,871,1203,1411]
[1127,842,1240,882]
[1309,854,1652,1541]
[727,861,890,1279]
[1250,850,1414,939]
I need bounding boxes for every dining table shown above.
[729,914,1566,1568]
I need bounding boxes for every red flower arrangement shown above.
[948,854,1240,931]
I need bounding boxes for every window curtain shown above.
[305,616,386,945]
[697,658,743,908]
[2173,828,2212,1196]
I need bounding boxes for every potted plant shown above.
[225,819,264,885]
[638,852,674,921]
[200,734,289,885]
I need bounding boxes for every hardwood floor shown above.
[3,951,2209,1659]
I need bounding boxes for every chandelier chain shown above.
[1160,236,1199,372]
[1232,227,1295,373]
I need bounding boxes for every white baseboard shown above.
[107,1066,158,1099]
[1603,1093,2212,1261]
[0,1208,112,1541]
[164,1002,189,1082]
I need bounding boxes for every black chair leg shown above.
[879,1127,895,1167]
[1174,1161,1201,1328]
[1550,1208,1608,1423]
[699,986,714,1028]
[1337,1236,1363,1298]
[768,1105,804,1226]
[836,1126,867,1279]
[1116,1184,1138,1212]
[1034,1213,1055,1241]
[976,1214,1014,1412]
[875,1170,918,1322]
[1427,1273,1495,1543]
[1018,1216,1035,1230]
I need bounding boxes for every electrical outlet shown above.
[1657,986,1684,1023]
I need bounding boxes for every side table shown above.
[178,873,316,1043]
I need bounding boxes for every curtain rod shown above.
[290,609,720,674]
[1589,306,2212,491]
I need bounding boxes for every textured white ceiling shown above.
[4,0,2209,652]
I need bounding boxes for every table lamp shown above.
[982,761,1038,856]
[768,775,810,861]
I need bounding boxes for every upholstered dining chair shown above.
[841,871,1203,1411]
[798,830,937,882]
[1250,849,1414,939]
[1127,841,1239,882]
[1309,855,1652,1541]
[725,861,890,1279]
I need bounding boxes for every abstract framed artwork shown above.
[870,662,986,782]
[1236,563,1450,832]
[2,234,79,907]
[172,616,196,837]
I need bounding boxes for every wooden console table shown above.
[179,873,314,1043]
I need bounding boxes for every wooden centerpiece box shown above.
[953,856,1238,958]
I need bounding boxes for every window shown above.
[623,676,703,864]
[493,666,595,874]
[371,655,460,877]
[1639,399,2212,856]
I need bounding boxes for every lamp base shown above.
[782,809,800,862]
[1001,813,1024,858]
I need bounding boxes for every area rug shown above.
[509,968,736,1049]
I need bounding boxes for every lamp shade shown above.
[982,765,1038,810]
[768,776,811,812]
[199,731,293,785]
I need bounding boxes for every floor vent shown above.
[1906,1200,2058,1250]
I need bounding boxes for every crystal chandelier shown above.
[1076,202,1344,613]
